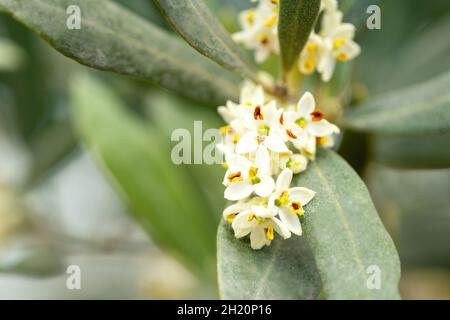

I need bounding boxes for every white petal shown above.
[333,23,356,40]
[308,119,340,137]
[251,205,273,219]
[318,53,336,82]
[278,207,302,236]
[224,181,253,201]
[232,211,256,238]
[250,227,268,249]
[297,92,315,116]
[217,106,235,123]
[223,202,251,220]
[235,131,258,154]
[255,48,270,63]
[340,40,361,60]
[254,85,265,106]
[289,187,316,206]
[272,217,292,239]
[276,168,293,192]
[265,132,289,153]
[254,176,275,197]
[254,146,271,174]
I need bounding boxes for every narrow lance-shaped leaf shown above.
[70,73,217,280]
[0,0,239,104]
[153,0,258,81]
[296,149,401,299]
[278,0,321,72]
[342,70,450,135]
[217,221,321,299]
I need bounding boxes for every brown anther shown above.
[227,171,241,182]
[279,112,284,125]
[286,130,298,139]
[310,109,324,121]
[253,106,264,120]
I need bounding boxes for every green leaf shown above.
[0,0,239,104]
[217,221,321,299]
[278,0,321,72]
[153,0,258,81]
[371,131,450,169]
[342,71,450,135]
[70,73,217,280]
[297,149,401,299]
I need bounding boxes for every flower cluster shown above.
[217,83,339,249]
[233,0,360,82]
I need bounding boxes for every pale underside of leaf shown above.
[217,221,321,300]
[343,71,450,135]
[0,0,239,104]
[297,149,401,299]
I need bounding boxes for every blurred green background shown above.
[0,0,449,299]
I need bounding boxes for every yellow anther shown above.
[219,125,231,135]
[336,52,348,62]
[232,133,240,144]
[257,125,270,135]
[307,42,318,54]
[248,166,259,179]
[317,136,327,146]
[333,38,346,50]
[245,9,256,26]
[263,15,277,27]
[296,117,308,129]
[247,213,264,224]
[303,58,316,73]
[244,101,253,106]
[226,213,237,223]
[279,191,290,206]
[222,162,229,169]
[290,201,304,216]
[265,225,274,241]
[227,171,242,183]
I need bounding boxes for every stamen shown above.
[296,117,308,128]
[333,38,346,50]
[290,201,304,216]
[258,35,269,45]
[310,109,324,121]
[226,213,237,223]
[336,52,348,61]
[227,171,242,183]
[248,166,259,178]
[278,191,290,206]
[253,106,264,120]
[286,129,298,139]
[265,225,274,241]
[245,9,256,26]
[307,42,317,54]
[316,136,327,145]
[263,15,277,27]
[279,112,284,125]
[222,162,228,169]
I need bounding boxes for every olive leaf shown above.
[371,132,450,169]
[0,0,239,104]
[295,149,401,299]
[342,70,450,135]
[217,221,321,299]
[278,0,321,72]
[70,73,217,280]
[153,0,258,81]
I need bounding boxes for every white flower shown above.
[231,204,291,249]
[232,0,280,63]
[223,149,274,201]
[268,169,315,235]
[317,10,361,82]
[298,6,361,82]
[280,153,308,174]
[283,92,339,158]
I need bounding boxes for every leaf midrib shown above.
[20,0,237,96]
[186,0,255,77]
[310,161,367,287]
